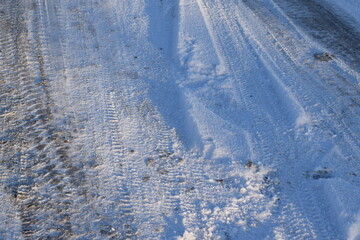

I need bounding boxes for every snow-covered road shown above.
[1,0,359,239]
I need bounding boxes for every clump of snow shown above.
[348,213,360,240]
[176,231,197,240]
[296,112,311,128]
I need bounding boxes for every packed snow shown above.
[0,0,359,239]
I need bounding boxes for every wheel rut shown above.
[272,0,360,71]
[0,1,95,238]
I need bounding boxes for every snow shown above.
[0,0,360,239]
[322,179,360,238]
[322,0,360,26]
[349,213,360,240]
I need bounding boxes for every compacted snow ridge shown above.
[0,0,359,239]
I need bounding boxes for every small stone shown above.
[314,52,335,62]
[142,176,150,182]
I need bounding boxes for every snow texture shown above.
[0,0,359,239]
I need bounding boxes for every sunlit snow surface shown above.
[0,0,359,239]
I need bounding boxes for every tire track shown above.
[263,0,360,148]
[51,1,187,238]
[195,0,332,238]
[88,1,190,237]
[0,0,109,238]
[0,0,74,238]
[44,1,138,238]
[231,1,348,238]
[102,92,136,239]
[241,0,360,174]
[176,1,283,238]
[272,0,360,71]
[106,82,186,239]
[233,0,360,238]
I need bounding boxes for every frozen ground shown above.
[0,0,359,239]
